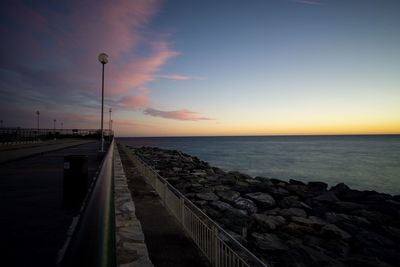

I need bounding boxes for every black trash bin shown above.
[63,155,89,205]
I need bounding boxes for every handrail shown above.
[59,139,116,267]
[130,147,269,267]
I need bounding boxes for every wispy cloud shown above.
[292,0,322,5]
[118,95,151,110]
[158,74,203,80]
[144,108,212,121]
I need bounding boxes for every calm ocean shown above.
[118,135,400,195]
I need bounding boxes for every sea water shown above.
[118,135,400,195]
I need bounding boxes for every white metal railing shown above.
[128,148,269,267]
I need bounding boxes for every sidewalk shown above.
[118,144,210,267]
[0,139,96,163]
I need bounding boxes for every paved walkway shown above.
[118,144,209,267]
[114,146,153,267]
[0,139,95,164]
[0,142,103,267]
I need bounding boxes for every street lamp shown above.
[98,53,109,152]
[53,119,56,133]
[36,111,40,131]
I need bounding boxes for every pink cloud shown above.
[159,74,194,80]
[119,95,151,109]
[110,41,179,95]
[144,108,212,121]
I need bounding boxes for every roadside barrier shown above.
[59,139,116,267]
[129,148,269,267]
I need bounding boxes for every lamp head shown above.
[98,53,109,64]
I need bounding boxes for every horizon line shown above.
[116,133,400,138]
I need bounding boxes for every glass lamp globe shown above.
[98,53,109,64]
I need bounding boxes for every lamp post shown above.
[53,119,56,133]
[98,53,109,152]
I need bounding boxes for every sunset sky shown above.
[1,0,399,136]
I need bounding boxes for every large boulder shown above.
[279,196,311,210]
[253,214,286,231]
[245,192,276,209]
[209,200,234,212]
[329,183,350,195]
[313,192,340,203]
[279,245,348,267]
[216,190,240,203]
[354,229,395,248]
[251,232,288,251]
[281,222,315,237]
[291,216,324,228]
[196,192,219,201]
[308,181,328,194]
[219,208,252,234]
[232,197,258,214]
[279,208,307,218]
[321,224,351,240]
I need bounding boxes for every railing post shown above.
[213,226,219,267]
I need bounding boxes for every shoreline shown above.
[132,146,400,267]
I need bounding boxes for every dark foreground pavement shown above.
[0,141,104,267]
[118,144,209,267]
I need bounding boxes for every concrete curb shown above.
[114,146,153,267]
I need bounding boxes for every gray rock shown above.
[251,232,288,251]
[332,201,367,212]
[324,239,350,258]
[321,224,351,240]
[209,200,234,211]
[313,192,339,203]
[282,222,315,237]
[355,229,395,248]
[290,216,327,230]
[308,181,328,193]
[232,197,258,214]
[196,192,219,201]
[325,212,370,226]
[289,179,306,185]
[263,207,280,215]
[245,192,276,208]
[284,245,348,267]
[217,190,240,203]
[279,196,311,210]
[265,186,290,198]
[363,247,400,267]
[253,214,286,230]
[219,208,252,234]
[279,208,307,218]
[211,185,231,192]
[345,255,396,267]
[329,182,350,195]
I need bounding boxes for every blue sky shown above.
[0,0,399,136]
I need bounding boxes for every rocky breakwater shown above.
[133,146,400,267]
